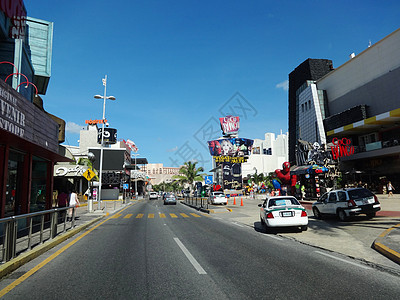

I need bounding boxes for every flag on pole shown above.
[102,77,107,86]
[123,139,138,152]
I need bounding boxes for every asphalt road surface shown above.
[0,198,399,299]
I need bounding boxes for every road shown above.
[0,198,399,299]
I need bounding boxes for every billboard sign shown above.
[98,128,117,144]
[207,138,253,157]
[219,115,240,136]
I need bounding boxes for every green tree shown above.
[173,161,206,192]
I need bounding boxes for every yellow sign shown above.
[213,156,248,163]
[82,168,96,181]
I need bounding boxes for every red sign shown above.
[219,115,240,136]
[85,119,107,125]
[330,138,355,160]
[0,0,27,39]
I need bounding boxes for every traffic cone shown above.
[226,198,229,205]
[233,197,236,205]
[240,197,244,206]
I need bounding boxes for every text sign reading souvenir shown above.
[219,115,240,136]
[0,78,59,153]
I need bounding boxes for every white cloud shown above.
[167,146,178,152]
[66,122,85,134]
[276,80,289,91]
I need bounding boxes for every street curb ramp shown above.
[372,223,400,265]
[0,216,104,279]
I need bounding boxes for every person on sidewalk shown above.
[387,181,395,197]
[68,190,80,221]
[57,190,68,221]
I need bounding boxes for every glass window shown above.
[5,150,25,217]
[328,192,337,202]
[30,157,48,213]
[338,191,347,201]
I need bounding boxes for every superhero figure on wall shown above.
[274,162,297,196]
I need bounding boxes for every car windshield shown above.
[348,189,374,199]
[268,198,300,207]
[214,192,224,196]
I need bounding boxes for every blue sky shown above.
[25,0,400,172]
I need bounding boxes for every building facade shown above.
[0,3,69,217]
[290,28,400,192]
[141,163,181,185]
[242,132,288,177]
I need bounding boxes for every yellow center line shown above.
[0,204,133,297]
[136,213,144,218]
[180,213,189,218]
[124,214,133,219]
[190,213,201,218]
[148,214,154,218]
[170,213,178,218]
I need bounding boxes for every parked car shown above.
[164,193,177,205]
[258,196,308,231]
[208,191,228,205]
[312,187,381,221]
[149,192,158,200]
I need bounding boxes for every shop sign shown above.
[85,119,107,125]
[331,138,354,160]
[219,115,240,136]
[55,165,88,177]
[208,138,253,157]
[0,0,26,39]
[97,127,117,144]
[0,80,59,153]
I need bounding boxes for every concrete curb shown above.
[372,223,400,265]
[0,215,105,279]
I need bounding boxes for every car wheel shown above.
[313,207,322,219]
[366,212,376,219]
[337,209,348,221]
[301,225,308,231]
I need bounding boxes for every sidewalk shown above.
[0,199,133,279]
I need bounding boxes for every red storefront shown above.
[0,79,70,217]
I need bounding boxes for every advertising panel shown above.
[219,162,242,190]
[97,127,117,144]
[219,115,240,136]
[207,138,253,157]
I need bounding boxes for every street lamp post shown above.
[94,75,116,210]
[132,153,140,199]
[87,152,95,212]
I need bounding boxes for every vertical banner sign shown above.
[219,115,240,136]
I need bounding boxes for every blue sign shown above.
[205,176,213,185]
[123,183,129,190]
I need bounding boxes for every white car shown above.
[258,196,308,231]
[149,192,158,200]
[208,191,228,205]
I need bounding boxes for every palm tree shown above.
[173,161,206,192]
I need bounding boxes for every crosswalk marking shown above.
[110,213,205,219]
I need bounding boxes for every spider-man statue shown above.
[274,162,297,196]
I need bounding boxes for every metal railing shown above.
[183,196,208,210]
[0,207,76,263]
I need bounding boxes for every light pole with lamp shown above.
[132,153,140,199]
[94,75,116,210]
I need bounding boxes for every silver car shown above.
[312,188,381,221]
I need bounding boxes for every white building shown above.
[142,163,182,185]
[242,132,288,177]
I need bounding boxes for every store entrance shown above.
[4,150,25,217]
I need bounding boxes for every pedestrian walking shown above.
[57,190,68,221]
[387,181,395,197]
[68,190,80,221]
